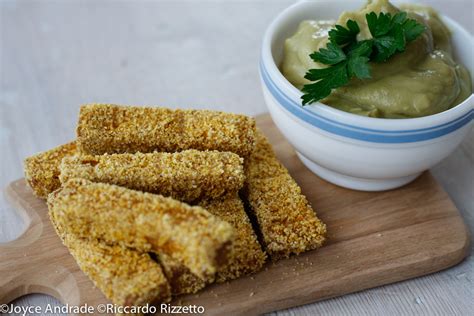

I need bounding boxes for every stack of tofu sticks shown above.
[24,104,326,307]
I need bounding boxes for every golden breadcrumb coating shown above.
[158,196,267,296]
[158,253,206,296]
[76,103,256,157]
[244,134,287,180]
[47,178,234,281]
[199,196,267,282]
[23,142,77,198]
[49,210,171,307]
[59,150,244,203]
[243,131,326,259]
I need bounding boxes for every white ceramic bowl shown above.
[260,0,474,191]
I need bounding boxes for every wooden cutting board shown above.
[0,114,470,315]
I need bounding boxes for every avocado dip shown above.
[281,0,472,118]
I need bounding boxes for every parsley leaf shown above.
[347,41,372,79]
[372,35,398,62]
[366,12,392,37]
[403,18,426,41]
[328,20,360,45]
[367,11,426,61]
[302,63,349,105]
[392,12,408,25]
[304,66,339,81]
[347,40,373,57]
[310,42,347,65]
[392,24,406,52]
[301,10,426,105]
[347,55,371,79]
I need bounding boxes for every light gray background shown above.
[1,0,473,315]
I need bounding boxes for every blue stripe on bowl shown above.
[260,61,473,143]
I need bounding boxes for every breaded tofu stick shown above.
[59,150,244,203]
[159,196,267,295]
[50,210,171,306]
[76,103,256,157]
[158,253,206,296]
[24,141,77,198]
[243,131,326,259]
[199,196,267,282]
[48,178,234,281]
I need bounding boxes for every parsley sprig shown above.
[301,11,426,105]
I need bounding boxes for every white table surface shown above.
[1,0,473,315]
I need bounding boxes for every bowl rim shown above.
[261,0,474,132]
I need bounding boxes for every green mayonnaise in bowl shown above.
[281,0,472,118]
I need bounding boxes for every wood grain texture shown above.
[1,0,473,315]
[0,114,470,315]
